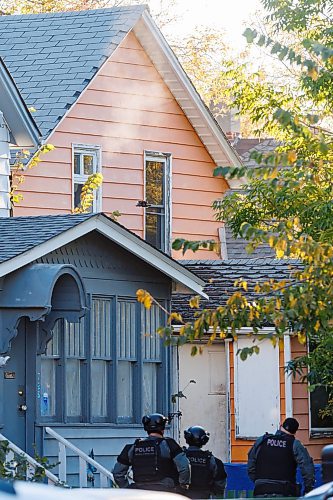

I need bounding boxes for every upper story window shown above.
[144,152,171,254]
[72,145,101,212]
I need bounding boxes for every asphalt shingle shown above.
[0,5,146,138]
[172,258,301,322]
[0,213,94,265]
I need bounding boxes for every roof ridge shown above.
[1,4,147,19]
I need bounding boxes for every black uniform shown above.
[248,430,315,497]
[184,445,227,499]
[113,435,191,492]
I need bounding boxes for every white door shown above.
[178,343,229,461]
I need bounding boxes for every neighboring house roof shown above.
[0,7,241,169]
[223,226,274,260]
[172,258,300,322]
[0,212,207,298]
[234,137,280,168]
[233,138,261,158]
[0,57,40,147]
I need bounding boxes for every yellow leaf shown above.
[169,312,183,323]
[143,295,153,309]
[276,248,285,259]
[314,320,320,332]
[287,150,297,163]
[297,331,306,345]
[241,280,248,291]
[189,296,200,309]
[308,67,318,81]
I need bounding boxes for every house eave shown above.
[0,58,41,147]
[133,11,243,170]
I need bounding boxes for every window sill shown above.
[310,430,333,438]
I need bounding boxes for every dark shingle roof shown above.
[0,6,146,138]
[234,137,280,168]
[172,258,300,322]
[0,213,94,264]
[224,226,274,260]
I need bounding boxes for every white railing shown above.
[0,433,60,485]
[45,427,116,488]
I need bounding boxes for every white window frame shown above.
[144,151,172,254]
[72,144,102,213]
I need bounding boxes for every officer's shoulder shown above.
[164,437,183,453]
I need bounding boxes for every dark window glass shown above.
[74,154,81,175]
[83,155,94,175]
[146,160,164,206]
[310,386,333,428]
[145,208,165,251]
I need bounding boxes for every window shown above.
[73,145,101,212]
[39,297,168,425]
[144,152,171,253]
[310,387,333,432]
[116,301,137,423]
[91,297,113,421]
[142,304,163,415]
[40,317,86,422]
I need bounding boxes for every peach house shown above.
[0,5,328,487]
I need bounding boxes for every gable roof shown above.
[0,6,146,138]
[0,212,207,298]
[0,57,40,147]
[172,258,300,322]
[223,225,274,260]
[0,7,241,170]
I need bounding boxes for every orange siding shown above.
[13,31,229,260]
[290,338,331,462]
[229,341,286,463]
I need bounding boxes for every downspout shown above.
[0,111,10,217]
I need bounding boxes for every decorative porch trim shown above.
[0,263,86,354]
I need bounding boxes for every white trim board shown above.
[0,214,208,298]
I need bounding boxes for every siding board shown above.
[13,31,227,261]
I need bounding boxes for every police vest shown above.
[185,449,214,491]
[132,438,176,483]
[255,433,297,483]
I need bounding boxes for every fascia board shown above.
[0,215,208,298]
[0,59,41,147]
[136,12,243,169]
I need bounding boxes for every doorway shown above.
[2,319,29,451]
[178,343,229,461]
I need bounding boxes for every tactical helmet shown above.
[184,426,210,447]
[142,413,168,434]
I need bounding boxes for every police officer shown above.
[113,413,191,493]
[248,417,315,497]
[183,425,227,499]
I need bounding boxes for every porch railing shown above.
[45,427,116,488]
[0,433,60,485]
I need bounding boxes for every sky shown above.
[149,0,263,49]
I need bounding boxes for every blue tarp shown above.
[224,463,323,496]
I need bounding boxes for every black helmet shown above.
[184,426,210,447]
[142,413,168,434]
